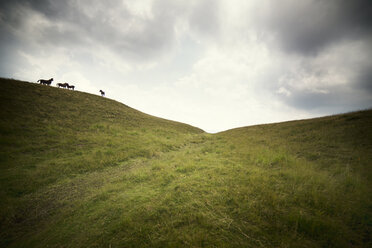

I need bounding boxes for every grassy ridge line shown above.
[219,109,372,180]
[0,78,204,132]
[1,78,371,247]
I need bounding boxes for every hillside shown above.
[0,78,203,192]
[0,78,371,247]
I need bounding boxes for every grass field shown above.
[0,78,371,247]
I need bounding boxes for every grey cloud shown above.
[0,0,62,22]
[281,86,372,113]
[0,35,20,78]
[273,63,372,112]
[189,0,220,38]
[0,0,223,67]
[255,0,372,113]
[267,42,372,113]
[0,0,187,63]
[264,0,372,55]
[356,65,372,93]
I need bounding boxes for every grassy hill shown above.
[0,78,371,247]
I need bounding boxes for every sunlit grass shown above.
[0,78,371,247]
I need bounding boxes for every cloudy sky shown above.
[1,0,371,132]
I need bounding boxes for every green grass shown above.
[0,78,371,247]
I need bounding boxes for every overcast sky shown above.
[1,0,371,132]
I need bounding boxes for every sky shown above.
[0,0,371,133]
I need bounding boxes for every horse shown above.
[57,83,69,88]
[67,85,75,90]
[99,90,105,96]
[38,78,53,86]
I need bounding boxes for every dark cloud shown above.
[0,0,223,65]
[0,6,31,77]
[0,0,183,63]
[267,38,372,113]
[0,38,20,78]
[281,85,372,113]
[273,64,372,113]
[264,0,372,55]
[356,65,372,93]
[2,0,223,64]
[254,0,372,113]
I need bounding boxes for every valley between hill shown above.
[0,78,371,247]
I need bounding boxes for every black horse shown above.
[99,90,105,96]
[57,82,69,88]
[67,85,75,90]
[37,78,53,86]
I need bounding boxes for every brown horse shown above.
[38,78,53,86]
[67,85,75,90]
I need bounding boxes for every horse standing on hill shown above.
[99,90,105,96]
[67,84,75,90]
[38,78,53,86]
[57,83,69,88]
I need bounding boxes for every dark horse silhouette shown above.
[67,85,75,90]
[57,82,69,88]
[38,78,53,85]
[99,90,105,96]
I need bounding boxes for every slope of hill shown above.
[0,78,371,247]
[0,78,203,192]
